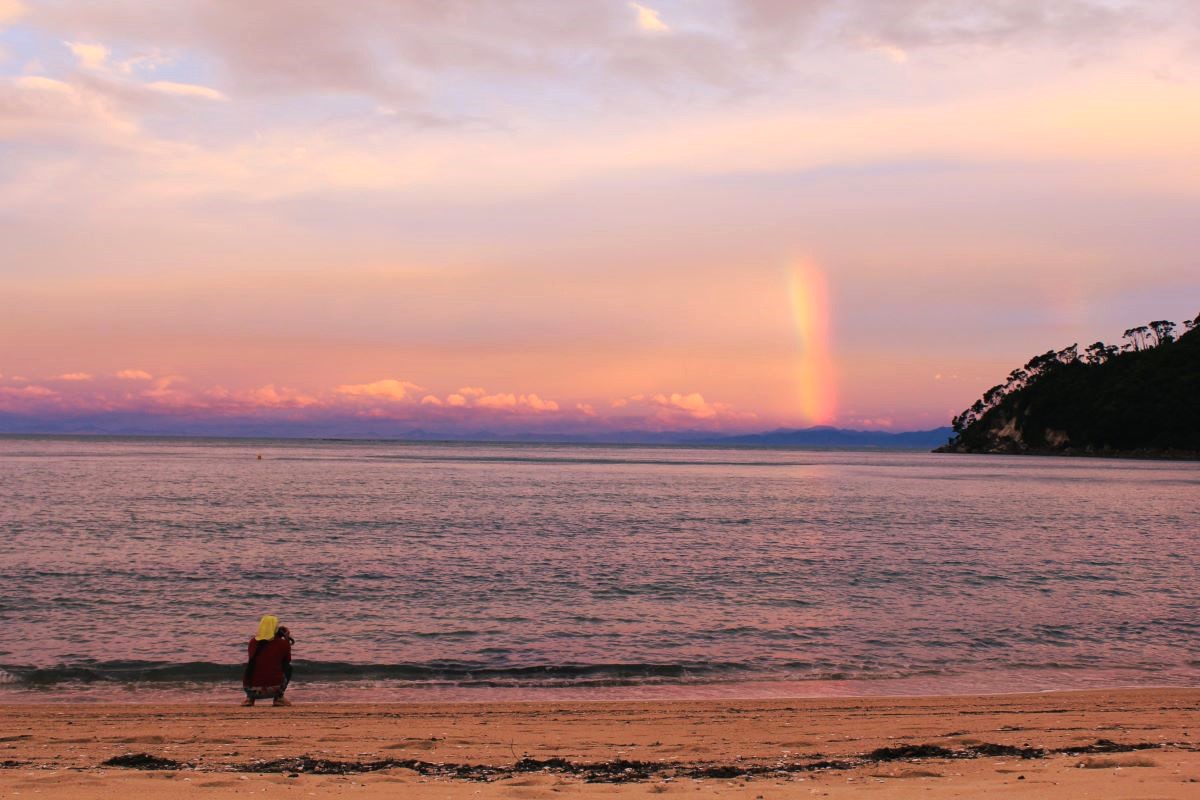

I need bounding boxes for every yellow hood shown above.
[254,615,279,641]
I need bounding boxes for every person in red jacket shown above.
[241,615,293,706]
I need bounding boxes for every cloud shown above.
[141,375,190,406]
[852,417,894,429]
[473,392,559,411]
[3,73,140,144]
[66,41,110,70]
[860,38,909,64]
[735,0,1183,51]
[652,391,719,419]
[55,372,93,381]
[241,383,317,408]
[521,393,558,411]
[335,378,423,401]
[607,391,754,425]
[145,80,227,101]
[418,388,561,412]
[24,1,618,101]
[629,2,669,33]
[475,392,517,409]
[117,49,173,75]
[1,384,55,397]
[62,39,179,80]
[5,1,1196,209]
[0,0,24,25]
[0,368,768,432]
[15,0,1198,129]
[13,75,75,94]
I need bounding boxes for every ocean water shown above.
[1,435,1197,703]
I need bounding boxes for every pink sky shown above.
[2,1,1199,434]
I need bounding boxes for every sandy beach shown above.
[1,688,1197,798]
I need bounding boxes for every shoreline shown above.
[6,672,1198,705]
[4,680,1198,705]
[3,688,1198,797]
[933,445,1200,462]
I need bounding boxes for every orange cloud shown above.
[629,2,669,33]
[652,392,718,419]
[417,387,561,412]
[145,80,227,101]
[476,392,517,409]
[66,41,109,71]
[56,372,93,381]
[851,417,894,429]
[334,378,422,401]
[607,391,755,427]
[243,384,318,408]
[1,385,56,397]
[0,367,763,434]
[140,375,191,407]
[0,1,25,25]
[522,393,558,411]
[474,392,559,411]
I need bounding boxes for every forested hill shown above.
[937,315,1200,457]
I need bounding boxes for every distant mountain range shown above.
[0,414,953,449]
[703,426,954,449]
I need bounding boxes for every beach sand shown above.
[1,688,1197,798]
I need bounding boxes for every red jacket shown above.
[244,636,291,688]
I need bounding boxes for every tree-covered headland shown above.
[938,314,1200,457]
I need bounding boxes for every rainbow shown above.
[788,260,837,425]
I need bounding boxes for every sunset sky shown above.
[2,0,1199,435]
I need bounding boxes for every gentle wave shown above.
[280,454,832,467]
[0,660,979,689]
[0,660,758,687]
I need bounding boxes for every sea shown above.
[1,435,1197,703]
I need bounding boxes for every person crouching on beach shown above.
[241,614,293,706]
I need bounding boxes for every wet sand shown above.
[1,688,1198,798]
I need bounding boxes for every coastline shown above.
[932,445,1200,461]
[3,688,1197,797]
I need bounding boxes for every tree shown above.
[1123,326,1151,351]
[1056,344,1079,364]
[982,384,1005,407]
[1084,342,1109,364]
[1006,368,1028,388]
[1025,350,1058,374]
[1148,320,1176,347]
